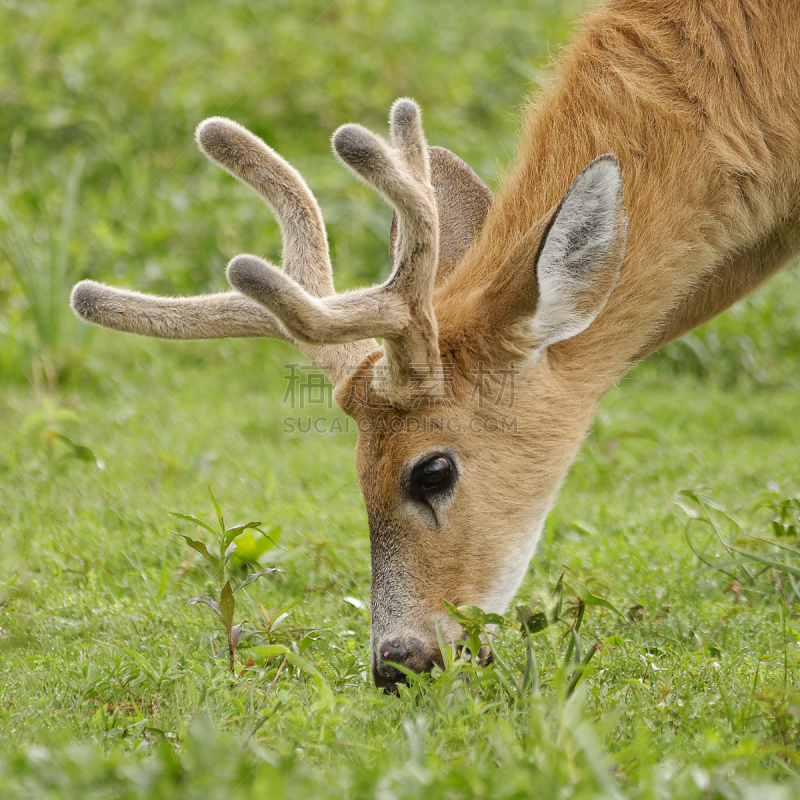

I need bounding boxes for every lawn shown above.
[1,1,800,798]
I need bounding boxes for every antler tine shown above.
[227,99,442,406]
[388,97,430,183]
[71,274,375,386]
[226,253,409,345]
[72,119,378,386]
[332,101,441,393]
[70,281,292,341]
[196,117,333,298]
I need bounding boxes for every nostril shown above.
[379,639,409,664]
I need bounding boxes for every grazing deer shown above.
[72,0,800,690]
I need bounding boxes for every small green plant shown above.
[676,488,800,594]
[765,494,800,540]
[21,398,101,467]
[442,575,623,701]
[172,488,280,673]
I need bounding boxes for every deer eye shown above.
[410,455,455,500]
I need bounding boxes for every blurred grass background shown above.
[2,1,800,797]
[0,0,598,385]
[3,0,799,388]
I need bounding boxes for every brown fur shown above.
[71,0,800,689]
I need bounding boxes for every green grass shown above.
[2,1,800,797]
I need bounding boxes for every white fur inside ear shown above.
[526,155,624,349]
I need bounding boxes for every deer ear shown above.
[390,146,493,282]
[486,154,628,350]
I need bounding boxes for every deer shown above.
[71,0,800,691]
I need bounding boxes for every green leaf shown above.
[297,631,318,656]
[676,489,742,531]
[520,619,538,695]
[574,581,624,617]
[285,652,333,701]
[223,521,263,549]
[250,644,290,659]
[551,573,564,620]
[208,487,224,532]
[443,602,506,662]
[224,541,237,562]
[186,596,221,616]
[229,531,277,565]
[721,542,800,579]
[172,533,219,570]
[261,524,282,545]
[53,434,97,464]
[170,512,217,536]
[443,601,507,631]
[220,581,235,634]
[674,489,704,519]
[434,621,451,670]
[772,520,798,538]
[693,556,764,573]
[233,567,281,595]
[516,607,552,636]
[230,622,246,648]
[250,645,333,701]
[566,643,599,697]
[516,573,565,635]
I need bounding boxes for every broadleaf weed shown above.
[171,488,280,673]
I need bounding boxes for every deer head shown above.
[71,99,628,691]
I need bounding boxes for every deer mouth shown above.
[372,663,407,694]
[372,632,494,693]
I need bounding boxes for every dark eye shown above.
[410,455,455,500]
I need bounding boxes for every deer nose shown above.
[374,638,411,689]
[373,637,438,692]
[378,637,408,669]
[380,638,409,663]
